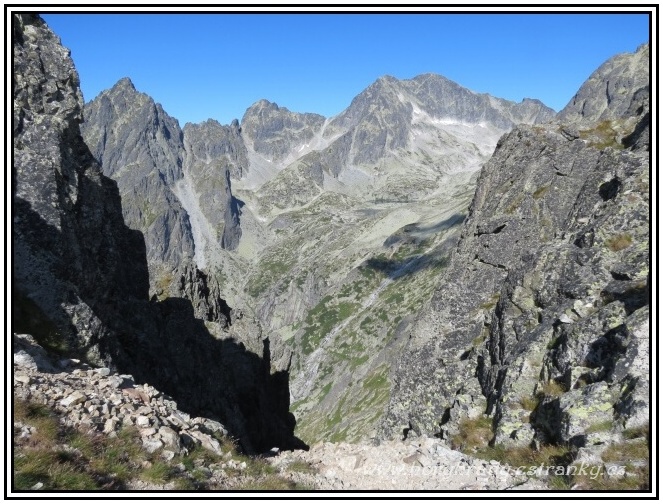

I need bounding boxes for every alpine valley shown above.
[12,13,651,491]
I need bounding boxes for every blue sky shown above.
[41,11,650,126]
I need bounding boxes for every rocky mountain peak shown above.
[557,43,649,124]
[111,76,136,92]
[244,98,279,114]
[82,77,245,276]
[240,98,326,164]
[520,97,546,106]
[372,74,400,88]
[81,76,193,275]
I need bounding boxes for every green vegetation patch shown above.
[579,120,625,150]
[536,380,567,398]
[623,423,649,440]
[532,185,550,199]
[518,394,540,412]
[362,366,389,392]
[586,419,614,434]
[246,257,295,298]
[300,298,359,354]
[602,439,649,463]
[475,442,573,472]
[451,416,494,452]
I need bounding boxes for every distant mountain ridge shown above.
[81,66,555,296]
[241,72,555,188]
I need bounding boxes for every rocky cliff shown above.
[381,44,650,468]
[12,13,300,454]
[13,13,150,363]
[81,78,243,285]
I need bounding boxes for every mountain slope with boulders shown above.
[381,44,650,481]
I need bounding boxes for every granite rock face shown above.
[81,78,243,281]
[381,44,650,461]
[13,13,150,361]
[81,78,195,273]
[558,43,649,124]
[13,13,300,454]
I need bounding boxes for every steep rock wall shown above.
[12,14,300,454]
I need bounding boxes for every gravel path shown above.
[271,437,549,491]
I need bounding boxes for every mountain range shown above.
[77,50,558,443]
[12,13,650,490]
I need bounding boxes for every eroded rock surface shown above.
[382,44,650,464]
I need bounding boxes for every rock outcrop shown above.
[382,42,650,467]
[558,43,650,124]
[13,13,300,454]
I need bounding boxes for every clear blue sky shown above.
[41,12,650,126]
